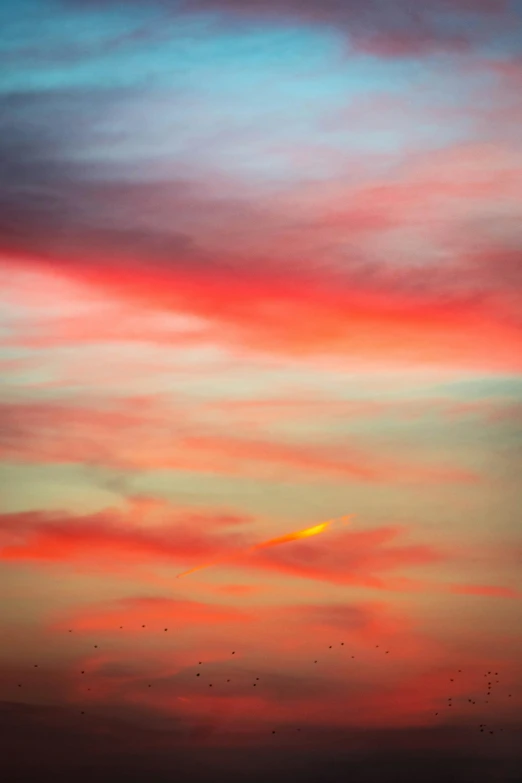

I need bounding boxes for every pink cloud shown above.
[183,0,513,58]
[3,130,522,372]
[0,397,478,485]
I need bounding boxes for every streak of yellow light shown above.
[175,514,354,579]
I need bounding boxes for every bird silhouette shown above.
[24,619,517,745]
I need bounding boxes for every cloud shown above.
[200,395,522,427]
[0,22,177,69]
[173,433,478,485]
[448,583,520,598]
[60,0,516,59]
[195,0,516,57]
[1,487,514,603]
[213,584,263,595]
[54,595,252,631]
[0,503,494,597]
[0,505,248,567]
[0,398,478,485]
[247,526,444,589]
[2,94,522,369]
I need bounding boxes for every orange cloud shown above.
[213,584,264,596]
[448,583,520,599]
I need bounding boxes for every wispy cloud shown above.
[0,398,478,484]
[1,503,516,599]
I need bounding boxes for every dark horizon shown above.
[3,699,522,782]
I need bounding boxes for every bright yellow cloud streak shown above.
[175,514,354,579]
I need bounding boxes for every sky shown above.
[1,1,522,781]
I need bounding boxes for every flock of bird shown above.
[14,625,515,737]
[434,666,513,736]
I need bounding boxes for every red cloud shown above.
[0,505,457,595]
[6,237,522,375]
[247,526,444,589]
[0,507,246,566]
[4,131,522,372]
[0,503,516,599]
[0,506,438,586]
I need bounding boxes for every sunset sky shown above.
[1,1,521,781]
